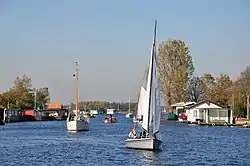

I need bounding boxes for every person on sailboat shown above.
[128,127,137,139]
[140,128,147,138]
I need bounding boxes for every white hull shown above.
[178,118,183,122]
[133,117,142,124]
[126,113,133,118]
[67,120,89,131]
[125,137,162,150]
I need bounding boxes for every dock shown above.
[182,120,250,128]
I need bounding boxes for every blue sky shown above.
[0,0,249,104]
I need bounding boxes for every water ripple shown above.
[0,115,250,166]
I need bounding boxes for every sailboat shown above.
[67,61,90,131]
[126,96,133,118]
[125,20,162,150]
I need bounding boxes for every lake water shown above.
[0,114,250,166]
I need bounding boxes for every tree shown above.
[12,75,33,109]
[157,39,194,111]
[0,90,16,108]
[35,88,50,109]
[233,66,250,115]
[187,76,205,102]
[200,73,216,101]
[0,74,50,109]
[213,73,233,107]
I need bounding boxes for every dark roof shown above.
[38,108,68,112]
[186,100,223,109]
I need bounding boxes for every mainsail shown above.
[141,20,161,135]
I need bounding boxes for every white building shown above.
[185,100,233,124]
[171,102,196,115]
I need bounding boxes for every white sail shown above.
[152,55,161,135]
[141,20,161,134]
[141,40,154,131]
[137,86,146,117]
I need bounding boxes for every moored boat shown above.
[66,61,90,132]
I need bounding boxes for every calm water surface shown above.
[0,114,250,166]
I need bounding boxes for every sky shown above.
[0,0,250,104]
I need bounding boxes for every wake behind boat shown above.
[125,20,162,151]
[66,61,90,132]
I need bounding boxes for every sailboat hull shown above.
[125,113,133,118]
[67,120,89,131]
[125,137,162,150]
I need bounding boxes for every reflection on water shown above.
[0,114,250,166]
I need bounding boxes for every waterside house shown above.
[185,100,232,124]
[5,109,22,123]
[171,102,196,115]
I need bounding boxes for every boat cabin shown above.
[185,100,232,124]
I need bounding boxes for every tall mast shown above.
[75,61,79,117]
[147,20,157,135]
[129,95,131,113]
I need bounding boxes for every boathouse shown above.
[5,109,22,123]
[171,102,196,115]
[185,100,232,124]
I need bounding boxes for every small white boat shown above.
[126,112,133,118]
[178,118,183,122]
[126,96,133,118]
[125,20,162,151]
[67,110,90,131]
[66,61,90,132]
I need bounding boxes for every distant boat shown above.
[125,20,162,150]
[83,111,96,118]
[126,96,133,118]
[66,62,90,132]
[105,109,117,123]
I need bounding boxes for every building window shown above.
[194,110,197,117]
[219,111,227,117]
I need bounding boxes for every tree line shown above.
[1,39,249,116]
[70,101,137,113]
[0,75,136,112]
